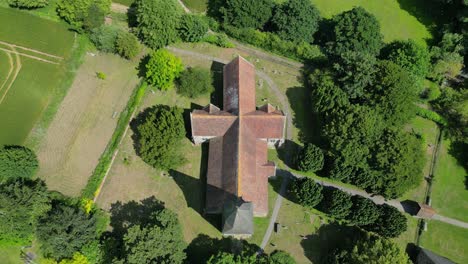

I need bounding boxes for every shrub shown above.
[203,34,235,48]
[115,31,140,59]
[177,67,214,98]
[0,145,39,181]
[291,177,323,208]
[96,72,106,80]
[295,143,324,172]
[319,188,353,219]
[382,40,430,79]
[415,107,447,126]
[269,250,296,264]
[218,0,275,29]
[365,204,407,238]
[145,50,184,90]
[134,0,183,49]
[178,14,209,42]
[8,0,48,8]
[57,0,110,31]
[133,105,186,170]
[89,25,119,52]
[346,195,380,226]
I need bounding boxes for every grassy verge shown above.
[81,81,147,199]
[182,0,207,13]
[112,0,134,6]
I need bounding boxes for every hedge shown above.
[222,25,324,61]
[81,81,148,199]
[415,107,447,126]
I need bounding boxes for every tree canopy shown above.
[133,105,186,170]
[134,0,183,49]
[271,0,320,43]
[56,0,110,31]
[218,0,274,29]
[346,195,380,226]
[145,50,184,90]
[178,14,209,42]
[291,177,323,208]
[115,31,140,59]
[319,188,353,219]
[366,204,407,238]
[295,143,324,172]
[382,40,430,79]
[176,67,214,98]
[0,145,39,181]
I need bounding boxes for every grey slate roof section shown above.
[222,200,254,236]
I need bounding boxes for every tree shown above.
[115,31,140,59]
[327,7,383,56]
[382,40,430,79]
[133,105,186,170]
[0,145,39,181]
[0,178,50,244]
[291,177,323,208]
[428,32,464,83]
[134,0,183,49]
[219,0,275,29]
[56,0,110,31]
[145,50,184,90]
[8,0,48,8]
[176,67,214,98]
[433,87,468,143]
[59,252,90,264]
[178,14,209,42]
[207,252,260,264]
[309,69,349,114]
[89,25,119,52]
[123,209,186,264]
[36,203,97,260]
[346,195,379,226]
[366,204,407,238]
[271,0,320,43]
[269,250,296,264]
[319,188,353,219]
[295,143,324,172]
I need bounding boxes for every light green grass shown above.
[430,138,468,222]
[309,0,432,44]
[112,0,134,6]
[182,0,207,12]
[420,220,468,263]
[0,245,22,264]
[0,50,8,84]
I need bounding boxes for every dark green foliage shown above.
[309,69,349,113]
[202,34,235,48]
[36,203,97,260]
[271,0,320,43]
[218,0,274,29]
[332,51,378,99]
[115,31,140,59]
[145,49,184,90]
[382,40,430,79]
[415,107,448,126]
[0,179,50,244]
[178,14,209,42]
[0,145,39,181]
[176,67,214,98]
[428,32,465,83]
[90,25,119,52]
[346,196,379,226]
[56,0,110,31]
[269,250,296,264]
[8,0,48,8]
[223,25,324,61]
[207,252,260,264]
[327,7,383,56]
[295,143,324,172]
[133,105,186,170]
[134,0,183,49]
[291,177,323,208]
[320,188,353,219]
[366,204,407,238]
[433,87,468,143]
[123,209,186,263]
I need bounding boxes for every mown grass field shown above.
[0,7,76,145]
[182,0,207,12]
[420,220,468,263]
[112,0,134,6]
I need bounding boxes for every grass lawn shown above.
[430,138,468,222]
[420,220,468,263]
[0,7,82,146]
[182,0,207,12]
[112,0,134,6]
[0,245,22,264]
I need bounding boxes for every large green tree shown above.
[271,0,320,43]
[36,203,97,260]
[382,40,430,79]
[0,179,50,244]
[176,67,214,98]
[429,32,465,83]
[219,0,274,29]
[346,195,380,226]
[133,105,186,170]
[145,50,184,90]
[134,0,183,49]
[178,14,209,43]
[115,31,140,59]
[366,204,407,238]
[0,145,39,182]
[309,69,349,114]
[319,188,353,219]
[327,7,383,56]
[56,0,110,31]
[8,0,48,8]
[294,143,324,172]
[291,177,323,208]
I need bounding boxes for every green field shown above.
[0,7,75,145]
[431,138,468,222]
[420,220,468,263]
[112,0,134,6]
[182,0,207,12]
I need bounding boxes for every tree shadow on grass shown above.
[210,61,224,108]
[300,223,365,263]
[277,140,301,169]
[448,141,468,190]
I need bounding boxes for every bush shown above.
[177,67,214,98]
[269,250,296,264]
[365,204,407,238]
[217,0,275,29]
[145,49,184,90]
[8,0,48,8]
[319,188,353,219]
[203,34,235,48]
[89,25,119,52]
[346,195,380,226]
[0,145,39,181]
[115,31,140,59]
[295,143,324,172]
[57,0,110,31]
[415,107,448,126]
[178,14,209,42]
[381,40,430,79]
[133,105,186,170]
[291,177,323,208]
[96,72,106,80]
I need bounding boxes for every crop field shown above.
[0,7,75,145]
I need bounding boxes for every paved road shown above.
[432,214,468,229]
